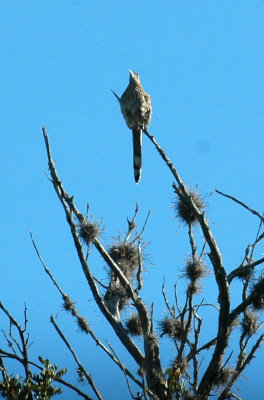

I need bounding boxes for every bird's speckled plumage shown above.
[112,70,152,183]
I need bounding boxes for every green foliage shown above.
[30,357,67,399]
[0,375,28,400]
[165,367,190,400]
[0,357,67,400]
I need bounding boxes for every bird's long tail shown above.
[110,89,120,102]
[132,129,142,183]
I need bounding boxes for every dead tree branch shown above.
[42,127,167,400]
[50,315,103,400]
[30,231,144,390]
[215,189,264,223]
[144,129,231,398]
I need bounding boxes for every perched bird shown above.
[111,70,152,183]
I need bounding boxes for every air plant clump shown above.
[250,277,264,310]
[114,287,128,312]
[76,316,90,333]
[184,257,207,283]
[104,283,129,313]
[79,220,100,245]
[104,282,127,299]
[173,187,205,225]
[105,241,142,314]
[241,311,258,337]
[235,265,254,281]
[158,316,185,340]
[108,241,139,278]
[230,315,240,330]
[188,281,201,295]
[215,366,234,387]
[126,313,143,336]
[62,295,76,314]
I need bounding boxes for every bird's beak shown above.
[129,70,134,77]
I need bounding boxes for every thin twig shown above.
[188,223,197,259]
[193,303,220,312]
[131,209,151,244]
[249,217,264,260]
[125,203,139,242]
[219,333,264,399]
[42,127,145,367]
[222,351,233,368]
[162,281,175,318]
[93,275,109,289]
[107,341,137,399]
[31,231,144,389]
[229,394,242,400]
[30,231,65,297]
[0,302,32,392]
[174,283,182,315]
[191,309,202,388]
[215,189,264,223]
[228,257,264,283]
[143,129,184,189]
[50,315,103,400]
[135,243,143,293]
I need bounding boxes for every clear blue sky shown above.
[1,1,264,399]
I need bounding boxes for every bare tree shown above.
[1,124,264,400]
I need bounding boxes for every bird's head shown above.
[129,70,141,84]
